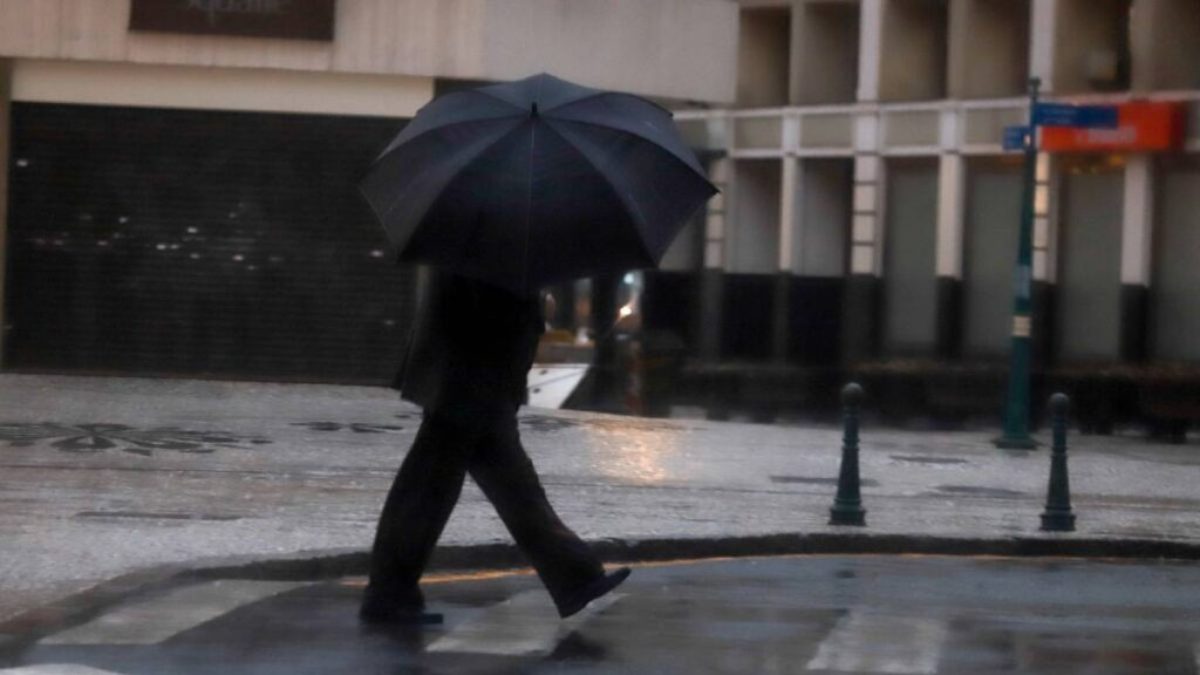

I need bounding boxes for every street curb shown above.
[4,532,1200,661]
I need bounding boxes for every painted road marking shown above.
[0,665,128,674]
[805,611,948,674]
[40,580,305,646]
[426,590,624,657]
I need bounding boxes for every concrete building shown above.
[0,0,738,384]
[653,0,1200,430]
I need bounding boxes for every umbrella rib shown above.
[376,119,526,223]
[374,112,523,163]
[539,121,660,269]
[544,91,675,118]
[541,115,712,183]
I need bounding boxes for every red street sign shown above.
[1041,102,1187,152]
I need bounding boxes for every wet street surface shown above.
[5,555,1200,674]
[5,374,1200,627]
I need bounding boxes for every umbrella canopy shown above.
[360,73,717,294]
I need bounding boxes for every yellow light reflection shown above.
[583,422,680,485]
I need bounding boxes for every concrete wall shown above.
[1052,0,1130,93]
[1152,160,1200,361]
[878,0,947,102]
[791,1,859,105]
[962,160,1021,357]
[948,0,1029,99]
[10,59,432,117]
[795,159,851,277]
[1057,166,1124,361]
[882,159,939,354]
[0,0,739,104]
[1131,0,1200,92]
[738,6,791,107]
[730,160,782,274]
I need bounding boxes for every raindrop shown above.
[369,250,385,258]
[232,254,244,262]
[97,240,109,247]
[118,216,129,224]
[383,319,396,327]
[190,253,201,260]
[187,227,199,234]
[15,159,29,168]
[228,212,238,219]
[170,244,181,250]
[268,255,284,263]
[247,265,258,271]
[156,243,167,251]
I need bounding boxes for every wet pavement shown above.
[2,374,1199,630]
[4,555,1200,674]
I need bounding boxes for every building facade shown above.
[0,0,738,384]
[651,0,1200,430]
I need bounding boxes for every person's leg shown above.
[364,411,472,612]
[466,414,610,612]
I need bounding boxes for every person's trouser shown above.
[366,407,604,611]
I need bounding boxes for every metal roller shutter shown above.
[4,103,416,384]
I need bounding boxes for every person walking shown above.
[360,269,630,624]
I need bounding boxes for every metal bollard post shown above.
[1040,392,1076,532]
[830,383,867,527]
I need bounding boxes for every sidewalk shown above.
[1,373,1198,630]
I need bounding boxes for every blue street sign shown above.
[1033,103,1119,129]
[1003,125,1030,151]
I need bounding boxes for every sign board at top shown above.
[130,0,336,42]
[1042,102,1186,153]
[1033,103,1119,129]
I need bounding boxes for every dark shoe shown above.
[359,589,443,625]
[556,567,631,619]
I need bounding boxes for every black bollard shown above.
[1040,393,1076,532]
[830,383,867,527]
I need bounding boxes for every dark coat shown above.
[392,270,543,413]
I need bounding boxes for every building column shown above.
[1119,155,1154,362]
[844,112,883,363]
[0,60,12,366]
[1031,152,1058,367]
[934,110,965,360]
[1029,0,1059,92]
[698,157,730,364]
[856,0,883,103]
[772,155,801,362]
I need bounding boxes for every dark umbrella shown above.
[360,73,717,294]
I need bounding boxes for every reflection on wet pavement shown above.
[8,555,1200,675]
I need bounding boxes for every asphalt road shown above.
[6,555,1200,674]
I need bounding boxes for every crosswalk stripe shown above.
[426,590,624,658]
[805,611,948,674]
[40,580,305,646]
[0,665,128,674]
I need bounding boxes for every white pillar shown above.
[851,111,883,276]
[935,153,966,279]
[857,0,884,103]
[704,157,730,270]
[1029,0,1058,92]
[1121,155,1154,286]
[779,155,801,272]
[1032,152,1057,283]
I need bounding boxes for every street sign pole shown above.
[995,77,1041,450]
